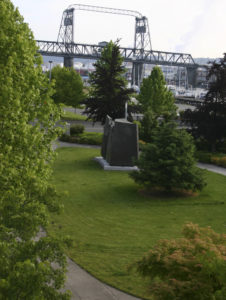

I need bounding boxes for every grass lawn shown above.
[49,147,226,299]
[61,109,87,121]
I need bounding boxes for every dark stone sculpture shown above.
[101,116,138,167]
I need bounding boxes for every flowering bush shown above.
[135,223,226,300]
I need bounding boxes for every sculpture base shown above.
[94,157,138,171]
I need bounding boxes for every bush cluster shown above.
[70,124,84,135]
[60,132,102,146]
[135,223,226,300]
[196,151,226,167]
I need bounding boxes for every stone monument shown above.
[96,116,139,170]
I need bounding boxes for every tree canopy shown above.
[138,66,176,115]
[0,1,70,298]
[182,54,226,152]
[49,65,84,108]
[83,41,134,124]
[137,66,177,142]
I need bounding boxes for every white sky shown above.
[11,0,226,58]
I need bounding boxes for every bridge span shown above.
[36,4,202,87]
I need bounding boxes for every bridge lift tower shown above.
[57,4,152,85]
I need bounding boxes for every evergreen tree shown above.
[138,66,177,142]
[83,41,134,124]
[0,1,70,298]
[49,65,84,108]
[182,54,226,152]
[130,122,206,193]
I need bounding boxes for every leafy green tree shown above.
[138,66,177,142]
[182,54,226,152]
[0,1,70,298]
[130,122,206,193]
[83,41,134,124]
[135,223,226,300]
[49,65,84,108]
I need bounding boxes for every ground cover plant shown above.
[49,147,226,299]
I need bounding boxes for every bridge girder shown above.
[37,40,196,67]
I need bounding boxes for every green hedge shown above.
[60,132,102,146]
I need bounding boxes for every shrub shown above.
[196,151,213,163]
[70,124,84,135]
[135,223,226,300]
[59,133,78,143]
[59,132,103,146]
[77,132,103,145]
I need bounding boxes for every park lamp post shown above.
[125,101,128,120]
[49,60,53,82]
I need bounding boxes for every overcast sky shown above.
[11,0,226,58]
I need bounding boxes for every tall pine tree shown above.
[83,41,133,124]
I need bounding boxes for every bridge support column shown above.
[64,56,74,68]
[187,66,198,88]
[132,62,143,87]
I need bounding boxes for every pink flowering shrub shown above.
[136,223,226,300]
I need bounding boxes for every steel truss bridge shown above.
[36,4,199,86]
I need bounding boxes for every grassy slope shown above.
[49,147,226,299]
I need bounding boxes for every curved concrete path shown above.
[56,141,226,299]
[65,258,140,300]
[197,162,226,176]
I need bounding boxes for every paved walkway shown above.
[64,259,140,300]
[56,142,226,299]
[197,162,226,176]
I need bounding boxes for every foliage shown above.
[137,66,177,142]
[211,156,226,168]
[60,132,103,145]
[49,65,84,108]
[130,122,206,193]
[49,147,226,299]
[135,223,226,300]
[70,124,84,135]
[182,54,226,152]
[60,110,87,121]
[0,1,70,298]
[83,41,134,124]
[196,151,213,163]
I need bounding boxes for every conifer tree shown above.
[0,1,70,298]
[130,122,206,193]
[83,41,134,124]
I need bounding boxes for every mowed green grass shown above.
[48,147,226,299]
